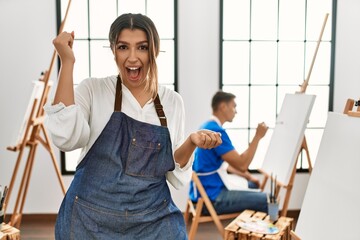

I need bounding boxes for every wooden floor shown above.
[16,211,299,239]
[19,219,55,240]
[18,218,232,240]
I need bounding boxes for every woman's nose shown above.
[128,48,138,61]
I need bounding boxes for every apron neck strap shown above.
[114,75,167,127]
[115,75,122,112]
[153,95,167,127]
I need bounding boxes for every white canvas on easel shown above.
[294,112,360,240]
[260,93,316,186]
[12,81,45,147]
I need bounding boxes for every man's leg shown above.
[212,188,268,215]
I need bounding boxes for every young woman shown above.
[45,13,222,239]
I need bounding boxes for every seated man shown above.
[189,91,268,215]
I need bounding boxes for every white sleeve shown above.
[43,102,90,152]
[166,154,193,189]
[165,91,194,189]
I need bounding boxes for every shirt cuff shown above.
[43,102,65,114]
[174,153,193,171]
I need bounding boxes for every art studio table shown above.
[0,223,20,240]
[224,209,293,240]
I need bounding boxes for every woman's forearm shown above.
[174,135,196,168]
[53,61,75,106]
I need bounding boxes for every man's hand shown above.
[255,122,268,139]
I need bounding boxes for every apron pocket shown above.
[70,196,125,238]
[126,131,171,177]
[70,196,176,238]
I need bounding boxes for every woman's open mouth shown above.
[126,66,141,81]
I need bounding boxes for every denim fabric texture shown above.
[201,188,268,216]
[55,112,186,239]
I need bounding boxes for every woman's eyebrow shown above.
[116,40,148,45]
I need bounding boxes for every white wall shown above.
[333,0,360,112]
[0,0,356,214]
[0,0,72,214]
[169,0,220,211]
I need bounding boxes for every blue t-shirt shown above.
[189,120,235,201]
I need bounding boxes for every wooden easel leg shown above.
[260,175,269,192]
[280,136,312,216]
[49,148,66,195]
[17,143,38,229]
[4,146,26,218]
[301,137,312,173]
[275,185,281,201]
[40,124,66,195]
[10,143,37,229]
[9,147,33,227]
[280,163,296,217]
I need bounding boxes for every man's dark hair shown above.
[211,91,236,111]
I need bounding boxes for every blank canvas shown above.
[295,112,360,239]
[260,93,316,185]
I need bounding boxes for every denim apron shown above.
[55,76,187,239]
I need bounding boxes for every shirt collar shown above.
[210,115,222,126]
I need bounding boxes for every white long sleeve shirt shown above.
[44,75,192,189]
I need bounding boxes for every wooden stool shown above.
[0,223,20,240]
[224,209,293,240]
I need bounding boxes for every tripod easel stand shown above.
[258,13,329,217]
[3,0,72,229]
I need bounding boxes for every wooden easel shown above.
[259,136,313,217]
[3,0,72,229]
[258,13,329,217]
[343,98,360,117]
